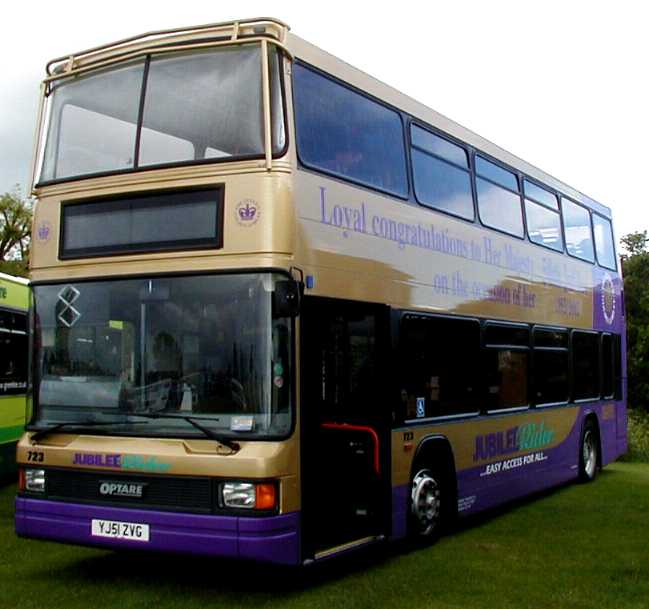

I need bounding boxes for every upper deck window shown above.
[475,156,518,191]
[523,179,563,252]
[592,214,617,270]
[524,179,559,210]
[562,198,595,262]
[475,156,524,238]
[41,61,145,180]
[410,125,474,220]
[39,45,285,183]
[293,63,408,198]
[411,126,468,167]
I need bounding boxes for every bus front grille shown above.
[41,468,214,513]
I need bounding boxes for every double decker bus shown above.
[0,273,29,480]
[16,18,626,564]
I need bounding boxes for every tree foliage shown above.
[622,232,649,411]
[0,187,32,277]
[621,231,649,259]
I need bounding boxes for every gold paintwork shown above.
[602,403,616,421]
[31,168,295,281]
[293,172,597,327]
[261,39,273,170]
[17,433,299,512]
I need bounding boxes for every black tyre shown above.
[578,419,599,482]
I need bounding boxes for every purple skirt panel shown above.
[15,498,300,565]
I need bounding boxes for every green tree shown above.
[622,232,649,410]
[621,231,649,258]
[0,187,32,278]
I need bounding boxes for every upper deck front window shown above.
[39,44,285,183]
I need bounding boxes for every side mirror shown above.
[273,280,303,318]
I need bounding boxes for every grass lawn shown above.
[2,462,648,609]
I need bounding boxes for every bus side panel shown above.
[616,330,629,457]
[592,266,627,461]
[454,408,582,516]
[390,484,409,540]
[598,403,619,466]
[391,405,596,534]
[615,399,628,458]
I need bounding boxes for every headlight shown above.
[220,481,277,510]
[222,482,255,508]
[25,469,46,492]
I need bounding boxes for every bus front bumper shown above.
[15,497,300,565]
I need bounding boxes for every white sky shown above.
[1,0,646,249]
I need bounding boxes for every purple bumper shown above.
[15,497,300,565]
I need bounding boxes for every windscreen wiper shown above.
[132,413,240,452]
[29,419,149,444]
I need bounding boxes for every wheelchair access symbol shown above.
[416,397,426,418]
[56,285,81,328]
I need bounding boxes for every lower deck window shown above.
[601,333,614,399]
[572,331,600,400]
[484,323,529,411]
[485,349,529,410]
[399,316,480,419]
[533,328,569,405]
[533,349,569,404]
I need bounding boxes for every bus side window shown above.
[475,156,524,239]
[601,333,614,399]
[399,315,480,420]
[572,331,600,400]
[562,198,595,263]
[533,328,569,406]
[0,311,28,396]
[293,63,408,198]
[613,334,623,400]
[484,323,530,411]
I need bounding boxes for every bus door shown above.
[300,297,391,559]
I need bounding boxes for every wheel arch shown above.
[582,410,603,470]
[411,434,458,513]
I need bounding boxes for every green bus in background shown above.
[0,273,29,480]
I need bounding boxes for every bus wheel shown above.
[579,419,599,482]
[410,468,442,538]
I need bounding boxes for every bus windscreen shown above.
[32,273,293,439]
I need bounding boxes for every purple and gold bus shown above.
[16,17,626,564]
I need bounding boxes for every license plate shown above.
[91,519,150,542]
